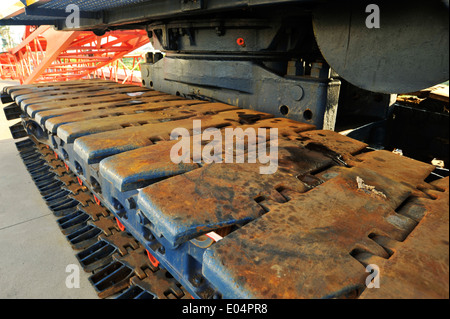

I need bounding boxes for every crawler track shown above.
[2,80,449,299]
[14,138,191,299]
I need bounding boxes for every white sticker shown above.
[126,92,145,96]
[205,231,223,242]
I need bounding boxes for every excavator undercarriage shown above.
[0,0,448,299]
[1,80,448,298]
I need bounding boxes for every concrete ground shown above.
[0,80,98,298]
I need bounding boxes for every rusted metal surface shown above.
[22,87,159,111]
[5,79,116,96]
[296,129,368,161]
[40,98,201,130]
[56,102,238,143]
[14,83,133,106]
[100,140,199,192]
[25,87,154,117]
[32,94,178,125]
[351,150,436,189]
[203,159,447,298]
[73,108,274,164]
[359,177,449,299]
[9,81,119,109]
[138,138,339,247]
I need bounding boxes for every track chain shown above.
[15,138,192,299]
[6,80,448,299]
